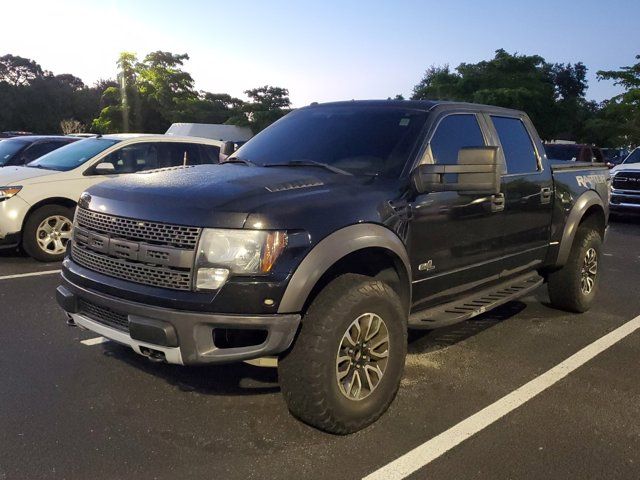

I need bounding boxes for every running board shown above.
[409,272,544,329]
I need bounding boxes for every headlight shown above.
[194,229,287,290]
[0,186,22,202]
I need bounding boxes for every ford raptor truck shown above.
[57,100,610,434]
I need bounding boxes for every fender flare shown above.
[556,190,605,267]
[277,224,411,314]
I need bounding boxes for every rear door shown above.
[409,111,506,308]
[487,115,553,273]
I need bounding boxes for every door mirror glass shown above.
[412,146,501,195]
[220,141,235,156]
[94,162,116,174]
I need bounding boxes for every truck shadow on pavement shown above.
[98,301,528,397]
[101,344,281,396]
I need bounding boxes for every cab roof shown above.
[308,99,525,116]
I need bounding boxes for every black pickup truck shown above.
[57,100,610,434]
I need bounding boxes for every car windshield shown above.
[232,106,429,177]
[545,144,580,161]
[27,138,121,171]
[0,139,28,166]
[623,149,640,164]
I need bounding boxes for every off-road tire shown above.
[22,205,74,262]
[548,226,602,313]
[279,273,407,434]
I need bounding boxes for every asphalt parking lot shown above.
[1,218,639,480]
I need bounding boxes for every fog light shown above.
[196,267,230,290]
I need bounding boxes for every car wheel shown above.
[548,226,602,313]
[23,205,74,262]
[278,273,407,434]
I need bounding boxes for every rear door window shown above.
[430,114,486,165]
[491,116,538,174]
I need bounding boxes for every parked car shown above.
[610,147,640,215]
[601,147,629,167]
[0,136,79,167]
[0,134,223,261]
[0,131,34,138]
[544,143,605,165]
[57,100,609,434]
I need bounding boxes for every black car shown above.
[58,100,610,434]
[544,143,605,164]
[0,136,79,167]
[0,131,34,138]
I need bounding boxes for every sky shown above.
[1,0,638,107]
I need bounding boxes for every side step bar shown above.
[409,272,544,329]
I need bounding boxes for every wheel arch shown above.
[277,224,412,315]
[556,190,606,267]
[21,197,77,235]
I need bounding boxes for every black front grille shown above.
[72,244,192,290]
[79,299,129,332]
[72,208,197,291]
[76,208,201,249]
[613,171,640,191]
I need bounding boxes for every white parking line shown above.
[80,336,110,346]
[0,269,61,281]
[364,314,640,480]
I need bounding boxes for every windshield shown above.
[623,148,640,164]
[0,139,28,166]
[545,144,580,161]
[233,106,429,177]
[27,138,121,171]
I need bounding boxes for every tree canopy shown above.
[0,49,637,147]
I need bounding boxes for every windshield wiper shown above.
[264,160,352,176]
[221,157,258,167]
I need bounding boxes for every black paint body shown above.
[59,101,610,364]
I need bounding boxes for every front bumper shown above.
[610,189,640,214]
[57,273,301,365]
[0,195,29,248]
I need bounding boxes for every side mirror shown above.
[412,146,501,195]
[221,141,236,156]
[94,162,116,175]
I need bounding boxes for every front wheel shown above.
[547,226,602,313]
[22,205,74,262]
[278,273,407,434]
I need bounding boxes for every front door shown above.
[409,112,505,310]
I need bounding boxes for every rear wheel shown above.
[547,226,602,313]
[23,205,74,262]
[279,273,407,434]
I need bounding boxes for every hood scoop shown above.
[265,178,324,193]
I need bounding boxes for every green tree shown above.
[0,54,44,86]
[597,55,640,146]
[411,50,594,140]
[229,85,291,133]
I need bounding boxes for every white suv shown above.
[0,134,223,261]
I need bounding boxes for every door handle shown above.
[491,193,505,212]
[540,187,552,204]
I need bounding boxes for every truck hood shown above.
[0,166,59,185]
[83,164,397,229]
[611,164,640,174]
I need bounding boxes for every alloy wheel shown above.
[580,247,598,295]
[36,215,72,255]
[336,312,390,401]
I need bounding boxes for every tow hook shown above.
[140,346,167,363]
[66,314,77,327]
